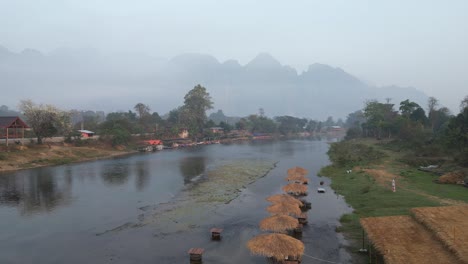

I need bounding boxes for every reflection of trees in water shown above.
[179,156,206,184]
[135,161,150,191]
[101,163,130,185]
[0,167,72,216]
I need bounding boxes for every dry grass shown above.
[266,203,302,216]
[287,167,308,176]
[360,215,459,264]
[0,144,130,172]
[438,171,466,184]
[361,168,399,187]
[266,194,303,207]
[282,183,308,196]
[259,214,299,233]
[247,233,304,260]
[411,206,468,263]
[285,174,308,184]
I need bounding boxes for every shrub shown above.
[328,140,386,167]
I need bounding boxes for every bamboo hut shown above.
[266,202,302,216]
[260,214,299,233]
[266,194,303,207]
[247,233,304,263]
[360,215,459,264]
[287,167,308,176]
[286,175,308,185]
[282,183,308,196]
[411,205,468,263]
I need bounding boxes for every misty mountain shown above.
[0,45,428,119]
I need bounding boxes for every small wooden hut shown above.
[188,248,205,263]
[266,203,302,217]
[282,183,308,196]
[286,174,309,185]
[266,194,303,207]
[287,167,308,176]
[210,228,223,240]
[259,214,299,233]
[247,233,304,263]
[0,116,29,146]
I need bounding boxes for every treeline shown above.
[343,96,468,166]
[9,84,344,147]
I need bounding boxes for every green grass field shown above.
[320,139,467,253]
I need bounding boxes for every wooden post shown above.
[362,229,365,250]
[6,127,8,147]
[22,127,25,145]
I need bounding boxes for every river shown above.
[0,139,352,264]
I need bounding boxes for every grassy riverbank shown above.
[319,139,467,260]
[0,142,133,173]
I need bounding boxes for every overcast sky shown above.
[1,0,467,112]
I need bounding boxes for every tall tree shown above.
[363,100,397,138]
[18,100,70,144]
[427,96,439,131]
[134,103,151,119]
[181,84,213,135]
[460,95,468,112]
[399,99,420,117]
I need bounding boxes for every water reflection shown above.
[0,167,71,215]
[101,162,130,185]
[179,156,206,184]
[135,160,150,191]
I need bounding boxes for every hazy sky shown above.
[1,0,467,112]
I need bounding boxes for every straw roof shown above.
[282,183,308,195]
[286,175,308,184]
[259,214,299,233]
[266,202,302,216]
[411,205,468,263]
[360,215,459,264]
[287,167,308,176]
[266,194,303,207]
[247,233,304,260]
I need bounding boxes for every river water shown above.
[0,139,352,264]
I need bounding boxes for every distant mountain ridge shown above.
[0,45,428,119]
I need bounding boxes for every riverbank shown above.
[319,138,468,262]
[0,142,134,173]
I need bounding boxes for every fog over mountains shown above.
[0,46,427,119]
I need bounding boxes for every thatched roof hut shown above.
[411,205,468,263]
[360,215,459,264]
[282,183,308,196]
[266,194,303,207]
[247,233,304,261]
[259,214,299,233]
[286,174,308,184]
[266,202,302,216]
[287,167,308,176]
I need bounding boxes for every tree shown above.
[444,107,468,165]
[275,116,307,135]
[399,99,420,117]
[181,84,213,135]
[345,110,365,129]
[134,103,151,119]
[363,100,397,138]
[247,115,276,134]
[18,100,70,144]
[427,96,439,131]
[460,95,468,112]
